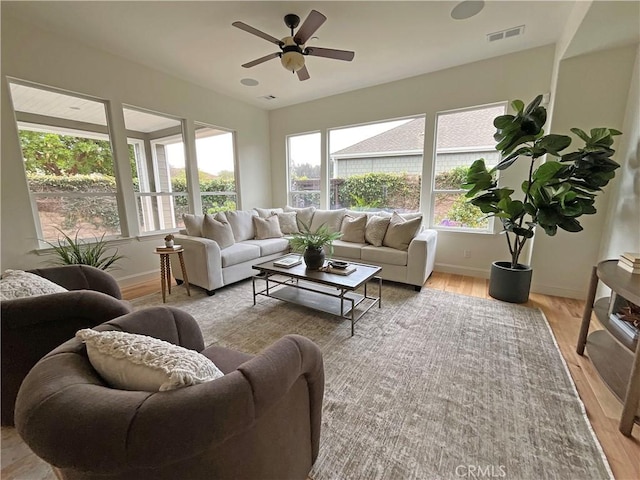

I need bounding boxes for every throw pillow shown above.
[0,270,68,301]
[284,206,315,231]
[254,215,284,239]
[364,216,391,247]
[310,209,346,234]
[183,214,204,237]
[76,329,223,392]
[340,214,367,243]
[202,213,235,249]
[383,212,422,251]
[224,210,257,242]
[277,211,300,234]
[254,207,284,218]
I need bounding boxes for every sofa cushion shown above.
[254,207,284,218]
[0,270,68,300]
[183,214,204,237]
[383,212,422,251]
[331,240,365,260]
[244,238,290,257]
[253,215,283,239]
[310,209,345,234]
[361,245,408,267]
[284,206,315,231]
[76,329,223,392]
[225,210,257,242]
[365,216,391,247]
[220,243,261,267]
[340,214,367,243]
[277,211,300,234]
[202,214,235,249]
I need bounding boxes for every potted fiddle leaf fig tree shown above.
[463,94,621,303]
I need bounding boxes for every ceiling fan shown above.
[232,10,355,81]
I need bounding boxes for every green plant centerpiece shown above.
[289,222,342,270]
[463,95,621,303]
[43,229,124,271]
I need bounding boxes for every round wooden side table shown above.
[154,247,191,303]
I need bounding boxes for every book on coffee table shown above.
[273,255,302,268]
[324,265,357,276]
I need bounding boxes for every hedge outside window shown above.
[9,81,122,243]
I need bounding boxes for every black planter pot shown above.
[488,261,533,304]
[303,247,325,270]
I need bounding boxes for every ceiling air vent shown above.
[487,25,525,42]
[259,95,277,101]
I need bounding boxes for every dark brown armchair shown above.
[1,265,131,426]
[15,306,324,480]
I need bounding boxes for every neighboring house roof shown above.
[436,105,504,149]
[332,117,425,157]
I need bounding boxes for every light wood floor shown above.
[2,272,639,479]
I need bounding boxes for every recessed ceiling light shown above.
[451,0,485,20]
[240,78,259,87]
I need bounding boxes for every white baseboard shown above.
[434,263,490,278]
[530,282,585,300]
[115,269,158,288]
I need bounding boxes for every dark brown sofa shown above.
[15,306,325,480]
[1,265,131,426]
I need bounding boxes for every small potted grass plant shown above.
[289,222,342,270]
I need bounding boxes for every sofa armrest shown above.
[28,265,123,299]
[170,234,224,291]
[406,229,438,288]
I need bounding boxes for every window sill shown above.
[431,226,495,235]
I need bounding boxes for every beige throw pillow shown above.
[254,207,284,218]
[365,216,391,247]
[284,206,315,231]
[183,214,204,237]
[340,214,367,243]
[277,211,300,234]
[225,210,257,242]
[0,270,68,301]
[383,212,422,251]
[202,214,235,249]
[76,329,223,392]
[254,215,283,239]
[310,209,346,234]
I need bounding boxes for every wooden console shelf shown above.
[577,259,640,436]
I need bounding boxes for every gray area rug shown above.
[133,280,611,480]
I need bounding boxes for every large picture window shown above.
[329,117,424,212]
[9,81,122,243]
[432,103,506,231]
[287,132,321,208]
[194,123,237,214]
[123,107,188,233]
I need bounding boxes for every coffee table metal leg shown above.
[378,276,382,308]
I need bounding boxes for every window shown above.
[123,107,188,233]
[432,103,506,231]
[9,81,122,243]
[287,132,321,207]
[329,117,424,212]
[194,123,237,214]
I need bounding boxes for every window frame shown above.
[286,131,322,208]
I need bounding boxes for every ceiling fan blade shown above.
[293,10,326,45]
[297,65,310,81]
[304,47,355,62]
[241,52,280,68]
[232,21,282,46]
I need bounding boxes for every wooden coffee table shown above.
[252,256,382,336]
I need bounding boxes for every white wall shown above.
[269,45,556,280]
[530,44,637,298]
[1,14,272,285]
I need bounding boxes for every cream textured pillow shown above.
[0,270,68,301]
[310,209,346,234]
[383,212,422,251]
[284,206,315,231]
[254,215,283,239]
[76,329,223,392]
[202,213,235,249]
[340,214,367,243]
[183,214,204,237]
[365,216,391,247]
[254,207,284,218]
[277,211,300,234]
[225,210,257,241]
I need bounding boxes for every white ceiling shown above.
[3,1,639,111]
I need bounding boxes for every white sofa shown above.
[170,207,437,295]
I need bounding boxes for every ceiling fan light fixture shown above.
[281,50,305,73]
